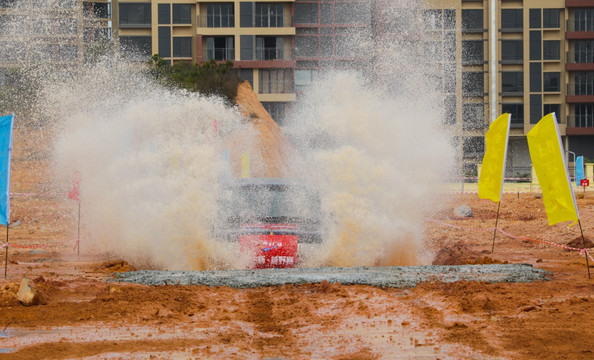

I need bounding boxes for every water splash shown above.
[1,0,455,269]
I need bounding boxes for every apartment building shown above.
[0,0,112,69]
[115,0,296,121]
[2,1,593,173]
[422,0,594,175]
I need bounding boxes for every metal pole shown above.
[490,0,497,122]
[491,201,501,253]
[578,219,591,279]
[4,225,8,279]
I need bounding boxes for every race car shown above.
[214,178,324,269]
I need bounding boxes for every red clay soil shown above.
[1,187,593,359]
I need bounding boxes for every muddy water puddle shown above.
[0,321,489,359]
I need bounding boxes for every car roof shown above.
[221,178,314,189]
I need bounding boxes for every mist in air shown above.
[1,0,455,269]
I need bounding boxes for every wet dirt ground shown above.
[1,131,594,359]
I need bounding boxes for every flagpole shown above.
[578,219,591,279]
[491,201,501,253]
[4,224,8,279]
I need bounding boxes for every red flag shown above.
[68,171,81,201]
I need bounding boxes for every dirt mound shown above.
[432,241,481,265]
[432,241,508,265]
[97,259,136,273]
[566,236,594,249]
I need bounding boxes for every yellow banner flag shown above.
[479,113,511,202]
[241,152,250,178]
[527,113,579,226]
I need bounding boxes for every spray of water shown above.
[284,1,456,267]
[1,0,455,269]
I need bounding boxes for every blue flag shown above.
[0,115,14,225]
[575,155,585,186]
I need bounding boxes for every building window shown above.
[158,26,171,58]
[462,9,483,32]
[544,104,560,118]
[530,94,542,124]
[205,36,234,61]
[295,70,318,91]
[502,72,523,93]
[574,40,594,63]
[173,37,192,58]
[295,36,318,57]
[158,4,170,24]
[530,30,541,61]
[262,102,289,124]
[530,62,542,92]
[573,104,594,127]
[501,9,522,30]
[335,3,370,25]
[462,103,484,129]
[423,10,442,30]
[424,41,442,61]
[529,9,541,29]
[256,37,284,60]
[501,40,523,62]
[543,72,560,92]
[543,40,560,60]
[462,72,484,96]
[462,137,485,159]
[84,2,111,19]
[462,40,483,64]
[294,3,318,25]
[119,2,151,26]
[173,4,191,24]
[543,9,560,28]
[206,4,234,27]
[444,64,456,93]
[574,8,594,32]
[444,95,456,124]
[259,69,294,94]
[502,104,524,126]
[255,3,284,27]
[574,72,594,95]
[444,9,456,29]
[120,36,152,57]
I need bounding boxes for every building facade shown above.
[2,1,594,174]
[115,0,297,122]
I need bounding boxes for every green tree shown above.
[148,56,242,104]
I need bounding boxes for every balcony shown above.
[203,48,234,61]
[566,50,594,71]
[83,2,111,19]
[567,82,594,103]
[197,14,234,28]
[255,47,292,61]
[566,0,594,8]
[566,20,594,39]
[567,115,594,134]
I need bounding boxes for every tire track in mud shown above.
[242,287,300,358]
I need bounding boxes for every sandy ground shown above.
[0,142,593,360]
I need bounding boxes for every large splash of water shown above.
[1,0,455,269]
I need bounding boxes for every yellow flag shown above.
[479,113,511,202]
[241,152,250,178]
[527,113,579,226]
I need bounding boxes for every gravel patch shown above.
[112,264,550,288]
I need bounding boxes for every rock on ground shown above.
[454,204,473,217]
[16,277,40,306]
